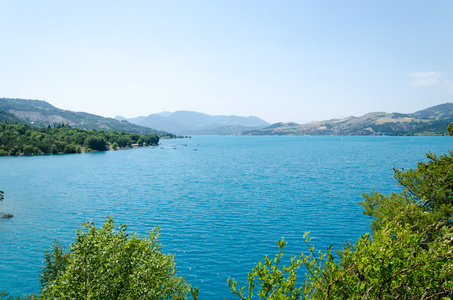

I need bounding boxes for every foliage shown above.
[0,108,22,123]
[301,220,453,299]
[228,238,304,300]
[0,290,38,300]
[39,240,70,289]
[230,124,453,299]
[191,287,199,300]
[0,122,159,156]
[0,290,20,300]
[360,150,453,232]
[85,135,107,151]
[40,217,191,300]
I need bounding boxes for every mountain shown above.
[0,98,175,137]
[116,110,270,135]
[241,103,453,136]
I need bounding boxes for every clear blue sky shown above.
[1,1,452,124]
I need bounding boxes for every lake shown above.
[0,135,451,299]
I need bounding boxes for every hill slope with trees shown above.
[242,103,453,136]
[0,122,159,156]
[0,98,175,137]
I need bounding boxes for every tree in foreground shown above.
[229,135,453,299]
[40,217,191,300]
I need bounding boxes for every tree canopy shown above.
[0,122,159,156]
[40,217,191,300]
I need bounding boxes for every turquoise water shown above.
[0,135,451,298]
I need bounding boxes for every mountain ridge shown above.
[0,98,175,137]
[3,98,452,136]
[116,110,270,135]
[241,103,453,136]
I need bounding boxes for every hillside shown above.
[241,103,453,136]
[0,122,160,156]
[0,98,175,137]
[117,110,270,135]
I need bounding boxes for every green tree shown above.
[40,217,191,300]
[117,135,132,148]
[32,147,41,155]
[9,145,19,156]
[63,144,77,154]
[228,239,304,300]
[85,135,107,151]
[50,145,58,155]
[143,134,159,146]
[0,290,20,300]
[360,150,453,233]
[23,145,33,155]
[0,121,163,156]
[40,240,70,289]
[230,125,453,299]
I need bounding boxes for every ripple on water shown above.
[0,136,451,299]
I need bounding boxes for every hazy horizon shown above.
[1,1,452,124]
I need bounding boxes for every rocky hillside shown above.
[241,103,453,136]
[0,98,175,137]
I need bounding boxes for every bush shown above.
[40,217,192,300]
[230,143,453,299]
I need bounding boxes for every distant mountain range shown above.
[0,98,175,137]
[116,111,270,135]
[2,98,452,137]
[241,103,453,136]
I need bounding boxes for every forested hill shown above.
[0,98,175,137]
[0,122,159,156]
[241,103,453,136]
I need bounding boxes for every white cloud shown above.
[409,71,453,94]
[409,71,442,86]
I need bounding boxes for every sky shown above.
[1,1,452,124]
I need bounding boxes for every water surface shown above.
[0,136,451,298]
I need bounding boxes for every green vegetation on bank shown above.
[1,126,453,299]
[0,98,176,137]
[0,122,159,156]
